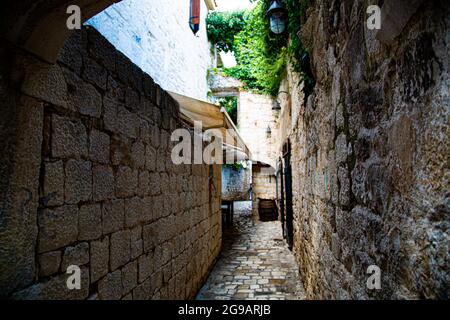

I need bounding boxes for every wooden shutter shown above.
[189,0,201,34]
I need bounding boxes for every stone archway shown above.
[2,0,122,62]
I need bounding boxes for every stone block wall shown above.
[222,163,252,201]
[87,0,213,101]
[0,27,222,299]
[252,164,277,216]
[238,91,279,169]
[282,0,449,299]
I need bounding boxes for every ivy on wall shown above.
[218,96,238,125]
[206,10,248,53]
[206,0,315,98]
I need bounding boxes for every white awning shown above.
[168,91,251,160]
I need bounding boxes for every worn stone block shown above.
[110,230,131,271]
[138,252,154,283]
[145,146,156,172]
[143,223,158,253]
[65,159,92,204]
[116,166,138,198]
[131,141,146,169]
[90,237,109,283]
[132,278,151,300]
[64,69,102,117]
[160,172,170,194]
[117,104,139,138]
[110,135,132,166]
[102,199,125,235]
[156,151,165,172]
[335,133,348,165]
[38,205,78,253]
[151,270,163,295]
[57,31,84,74]
[125,87,140,112]
[42,161,64,206]
[106,75,124,102]
[88,29,116,72]
[338,166,350,207]
[20,58,69,109]
[104,96,118,132]
[150,124,160,149]
[98,270,122,300]
[38,251,61,278]
[125,197,143,228]
[61,242,89,270]
[52,115,88,159]
[130,226,143,259]
[93,165,115,201]
[13,267,89,300]
[141,197,154,224]
[90,129,110,164]
[83,57,107,90]
[79,203,102,241]
[331,233,341,260]
[138,171,150,197]
[149,172,161,196]
[122,260,138,295]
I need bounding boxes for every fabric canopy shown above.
[168,91,251,160]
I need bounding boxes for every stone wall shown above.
[281,0,449,299]
[238,91,279,169]
[252,164,277,216]
[222,163,252,201]
[87,0,213,101]
[0,27,222,299]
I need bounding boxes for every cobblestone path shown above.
[197,202,305,300]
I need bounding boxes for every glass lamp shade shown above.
[270,12,286,34]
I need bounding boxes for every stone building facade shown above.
[237,91,279,214]
[87,0,215,101]
[221,163,252,202]
[238,91,279,169]
[275,0,449,299]
[0,27,222,299]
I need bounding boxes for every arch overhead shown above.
[1,0,122,63]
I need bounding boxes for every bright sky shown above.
[215,0,256,12]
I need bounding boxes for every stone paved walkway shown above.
[197,202,305,300]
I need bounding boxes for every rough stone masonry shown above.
[280,0,449,299]
[0,27,222,299]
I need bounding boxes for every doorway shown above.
[278,141,294,250]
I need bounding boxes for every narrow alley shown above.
[0,0,448,303]
[197,203,305,300]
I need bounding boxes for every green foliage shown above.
[222,2,287,96]
[206,0,315,97]
[224,162,245,171]
[283,0,315,97]
[218,96,238,125]
[206,10,247,53]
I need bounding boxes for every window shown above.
[189,0,200,34]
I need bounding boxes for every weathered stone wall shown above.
[238,91,279,169]
[87,0,214,101]
[281,0,449,299]
[222,163,252,201]
[252,164,277,216]
[0,27,222,299]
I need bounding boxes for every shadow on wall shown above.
[0,5,223,298]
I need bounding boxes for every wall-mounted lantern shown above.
[272,91,290,111]
[267,0,288,35]
[272,100,281,111]
[266,125,272,138]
